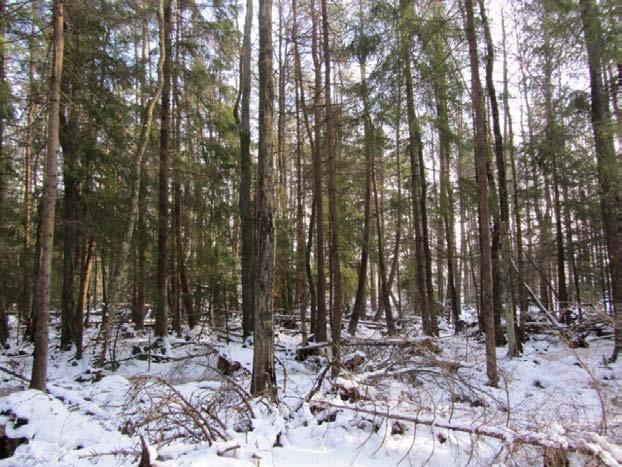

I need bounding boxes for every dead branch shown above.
[305,399,621,465]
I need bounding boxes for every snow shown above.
[1,308,621,466]
[0,389,133,466]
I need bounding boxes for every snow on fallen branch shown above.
[306,399,622,466]
[296,336,439,360]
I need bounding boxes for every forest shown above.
[0,0,621,465]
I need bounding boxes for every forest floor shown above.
[1,308,621,466]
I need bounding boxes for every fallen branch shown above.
[296,336,438,358]
[295,364,331,411]
[307,399,621,465]
[0,365,29,383]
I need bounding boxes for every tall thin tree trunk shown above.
[306,199,317,336]
[387,73,403,316]
[349,45,372,336]
[580,0,622,360]
[292,15,317,338]
[372,150,396,334]
[321,0,343,375]
[562,180,581,315]
[479,0,518,355]
[75,238,95,360]
[235,0,254,340]
[251,0,277,399]
[464,0,498,387]
[30,0,64,391]
[97,0,166,367]
[542,0,568,322]
[311,5,327,342]
[155,0,172,339]
[503,11,526,347]
[432,0,459,332]
[132,0,149,332]
[419,131,434,331]
[399,0,431,335]
[0,0,7,346]
[20,3,37,332]
[274,0,290,313]
[171,8,194,332]
[292,0,308,346]
[60,101,80,351]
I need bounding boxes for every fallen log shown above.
[0,424,28,460]
[296,337,439,361]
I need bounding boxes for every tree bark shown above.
[292,0,308,347]
[321,0,343,376]
[132,0,149,332]
[19,3,37,333]
[387,73,403,317]
[372,149,396,335]
[348,45,372,336]
[503,11,525,348]
[464,0,498,387]
[155,0,172,339]
[579,0,622,360]
[59,96,80,351]
[75,238,95,360]
[311,5,327,342]
[431,0,459,332]
[0,0,7,347]
[234,0,254,340]
[478,0,518,355]
[398,0,431,335]
[30,0,64,391]
[251,0,277,399]
[541,0,568,324]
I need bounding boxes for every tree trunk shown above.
[562,180,581,317]
[75,238,95,360]
[30,0,64,391]
[175,181,195,328]
[235,0,254,340]
[348,50,372,336]
[541,0,568,323]
[503,11,526,348]
[133,165,147,331]
[274,0,290,314]
[398,0,431,335]
[59,106,79,351]
[387,75,403,317]
[155,0,172,339]
[372,150,396,335]
[20,4,37,333]
[0,0,7,347]
[251,0,277,399]
[431,0,459,332]
[579,0,622,360]
[132,0,149,332]
[418,131,435,331]
[464,0,498,387]
[478,0,518,355]
[97,0,166,367]
[311,5,327,342]
[292,0,308,346]
[306,199,317,336]
[321,0,343,376]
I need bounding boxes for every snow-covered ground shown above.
[1,308,621,466]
